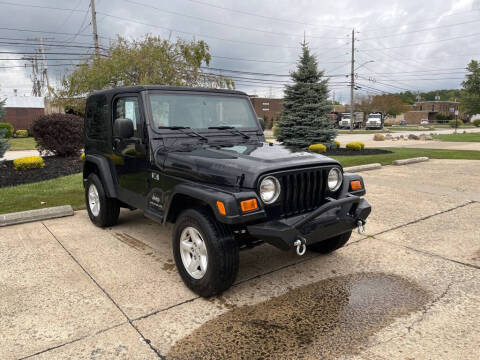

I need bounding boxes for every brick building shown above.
[248,96,283,128]
[2,96,45,130]
[404,101,462,124]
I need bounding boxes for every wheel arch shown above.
[83,154,117,198]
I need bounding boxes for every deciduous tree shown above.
[54,35,234,113]
[461,60,480,116]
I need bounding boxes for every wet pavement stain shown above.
[167,272,431,360]
[113,232,150,251]
[162,259,176,272]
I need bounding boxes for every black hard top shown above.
[89,85,247,97]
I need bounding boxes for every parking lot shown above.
[1,159,479,359]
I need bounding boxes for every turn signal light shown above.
[240,198,258,212]
[350,180,362,190]
[216,201,226,215]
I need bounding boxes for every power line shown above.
[182,0,350,30]
[0,26,111,41]
[120,0,346,40]
[98,11,348,50]
[0,40,99,49]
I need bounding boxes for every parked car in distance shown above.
[420,119,429,125]
[400,120,407,126]
[82,86,371,297]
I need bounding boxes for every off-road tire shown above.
[307,231,352,254]
[85,173,120,227]
[173,208,239,297]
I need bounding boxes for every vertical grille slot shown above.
[275,167,326,218]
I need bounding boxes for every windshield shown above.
[369,114,382,119]
[148,93,258,130]
[342,114,351,119]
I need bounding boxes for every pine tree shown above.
[0,98,9,160]
[277,42,336,147]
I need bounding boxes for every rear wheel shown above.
[85,173,120,227]
[173,208,239,297]
[307,231,352,254]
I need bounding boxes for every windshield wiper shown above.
[208,126,250,139]
[157,126,208,141]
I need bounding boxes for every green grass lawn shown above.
[7,137,37,151]
[331,147,480,167]
[0,173,84,214]
[1,147,480,214]
[432,133,480,142]
[338,129,390,134]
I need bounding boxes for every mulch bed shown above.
[0,156,82,188]
[324,148,393,156]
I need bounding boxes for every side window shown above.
[86,95,107,140]
[114,97,142,136]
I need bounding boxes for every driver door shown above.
[112,95,149,207]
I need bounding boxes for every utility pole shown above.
[349,28,355,132]
[90,0,100,55]
[38,38,52,98]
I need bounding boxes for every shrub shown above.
[308,143,326,153]
[272,125,280,138]
[346,141,365,151]
[79,152,85,161]
[383,122,393,127]
[13,156,45,171]
[15,129,28,138]
[373,133,385,141]
[449,119,464,128]
[334,140,341,148]
[0,128,10,160]
[31,113,84,156]
[0,122,14,138]
[473,119,480,127]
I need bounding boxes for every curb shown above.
[392,157,429,166]
[344,163,382,173]
[0,205,74,227]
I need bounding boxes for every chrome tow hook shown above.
[294,237,307,256]
[357,220,366,235]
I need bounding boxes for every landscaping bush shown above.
[373,133,385,141]
[383,122,393,127]
[334,140,341,148]
[31,113,83,156]
[0,129,9,160]
[473,119,480,127]
[308,143,326,153]
[448,119,464,127]
[79,152,85,161]
[13,156,45,171]
[272,125,280,138]
[15,129,28,138]
[0,122,14,138]
[346,141,365,151]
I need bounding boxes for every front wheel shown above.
[173,208,239,297]
[307,231,352,254]
[85,173,120,227]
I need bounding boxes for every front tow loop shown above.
[294,237,307,256]
[357,220,366,235]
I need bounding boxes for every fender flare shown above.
[83,154,118,198]
[164,183,245,224]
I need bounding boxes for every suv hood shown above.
[157,142,340,188]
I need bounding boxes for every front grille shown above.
[263,167,327,219]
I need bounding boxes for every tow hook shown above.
[294,237,307,256]
[357,220,366,235]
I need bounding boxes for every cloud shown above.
[0,0,477,100]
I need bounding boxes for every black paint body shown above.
[83,86,371,250]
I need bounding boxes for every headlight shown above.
[259,176,281,204]
[327,168,342,191]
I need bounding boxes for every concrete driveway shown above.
[1,159,479,359]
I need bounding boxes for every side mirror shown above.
[113,118,134,139]
[258,117,265,131]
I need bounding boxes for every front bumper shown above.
[247,194,371,250]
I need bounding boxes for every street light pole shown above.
[349,29,355,133]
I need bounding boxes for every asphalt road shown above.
[1,159,479,359]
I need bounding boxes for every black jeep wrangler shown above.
[83,86,371,297]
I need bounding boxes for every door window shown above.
[114,97,142,137]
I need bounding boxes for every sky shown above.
[0,0,479,101]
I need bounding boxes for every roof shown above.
[90,85,247,97]
[3,96,44,109]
